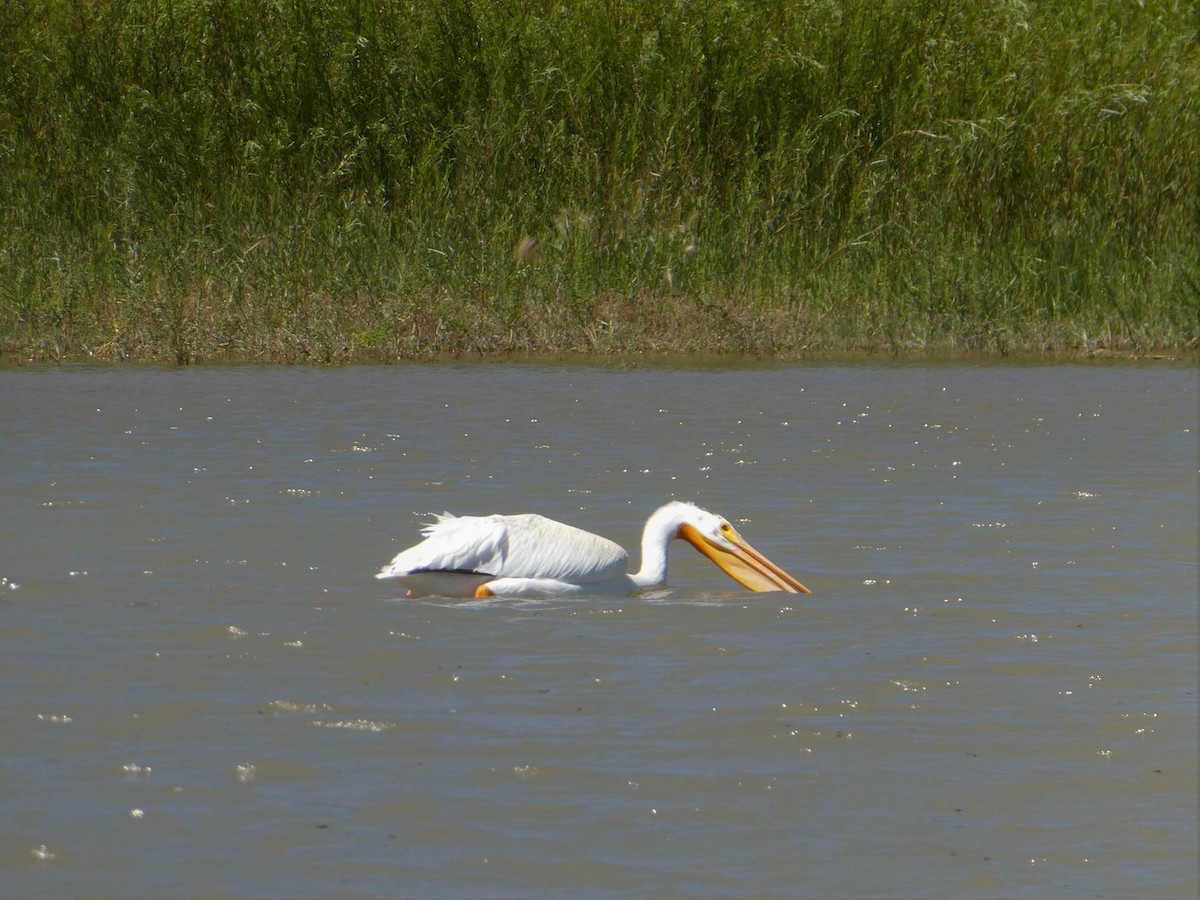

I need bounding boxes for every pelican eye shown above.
[720,522,734,536]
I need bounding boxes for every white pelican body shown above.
[376,501,810,598]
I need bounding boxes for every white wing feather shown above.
[377,513,506,576]
[377,512,629,584]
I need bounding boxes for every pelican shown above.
[376,501,810,598]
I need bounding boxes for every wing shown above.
[495,514,630,583]
[377,512,630,584]
[377,513,508,578]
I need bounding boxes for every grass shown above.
[1,0,1197,362]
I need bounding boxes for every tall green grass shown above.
[1,0,1196,360]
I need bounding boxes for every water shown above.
[1,361,1196,899]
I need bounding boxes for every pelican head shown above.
[645,502,811,594]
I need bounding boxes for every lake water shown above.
[1,360,1196,899]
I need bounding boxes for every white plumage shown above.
[376,501,810,598]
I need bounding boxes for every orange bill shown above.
[678,523,811,594]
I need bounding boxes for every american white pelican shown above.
[376,501,810,598]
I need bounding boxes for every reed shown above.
[1,0,1196,361]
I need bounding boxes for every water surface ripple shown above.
[1,362,1196,899]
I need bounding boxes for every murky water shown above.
[1,361,1196,899]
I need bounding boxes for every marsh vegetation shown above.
[1,0,1196,361]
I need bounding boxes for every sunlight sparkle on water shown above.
[2,363,1194,900]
